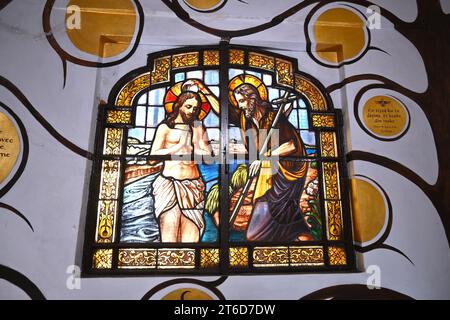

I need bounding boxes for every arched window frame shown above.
[82,43,356,276]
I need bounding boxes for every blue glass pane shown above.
[204,110,219,127]
[174,72,185,82]
[147,106,165,127]
[206,128,220,143]
[135,106,146,126]
[229,68,244,79]
[145,128,156,142]
[229,126,243,142]
[263,74,272,86]
[245,70,261,78]
[306,148,317,156]
[202,213,218,243]
[288,109,299,129]
[206,128,220,156]
[186,70,203,80]
[230,230,246,242]
[120,173,161,243]
[268,88,279,102]
[299,109,309,129]
[299,99,307,108]
[209,86,220,98]
[137,93,147,105]
[121,163,219,243]
[200,163,220,243]
[128,128,145,143]
[148,88,165,105]
[300,130,316,146]
[204,70,219,85]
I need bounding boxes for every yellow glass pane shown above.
[93,249,113,269]
[118,249,157,269]
[151,56,171,84]
[322,162,341,200]
[320,131,337,157]
[95,200,117,243]
[103,128,122,155]
[289,246,324,266]
[203,50,220,66]
[229,247,248,268]
[115,73,150,107]
[229,49,244,64]
[326,201,343,240]
[157,248,195,269]
[312,114,335,128]
[328,246,347,266]
[248,52,275,70]
[99,160,121,200]
[172,52,199,69]
[253,247,289,267]
[295,75,327,111]
[200,248,220,268]
[275,58,294,87]
[106,110,132,124]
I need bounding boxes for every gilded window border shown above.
[83,44,355,276]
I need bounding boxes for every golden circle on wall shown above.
[362,95,409,139]
[162,288,214,300]
[65,0,137,58]
[183,0,226,12]
[142,282,223,300]
[350,178,387,244]
[0,112,20,184]
[313,7,368,64]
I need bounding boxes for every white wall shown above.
[0,0,449,300]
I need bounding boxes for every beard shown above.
[180,110,196,124]
[244,99,256,119]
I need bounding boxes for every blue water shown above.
[230,230,246,242]
[199,163,219,191]
[202,212,218,242]
[120,165,219,243]
[120,173,160,243]
[199,164,219,243]
[306,147,317,156]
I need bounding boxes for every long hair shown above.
[165,91,202,128]
[234,84,272,111]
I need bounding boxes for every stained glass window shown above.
[83,45,355,275]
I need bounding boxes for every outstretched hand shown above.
[183,79,220,115]
[183,79,207,93]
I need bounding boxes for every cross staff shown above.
[229,91,298,227]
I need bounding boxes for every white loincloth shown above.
[152,174,206,234]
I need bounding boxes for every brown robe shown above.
[231,104,310,241]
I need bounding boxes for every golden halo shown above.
[164,81,211,121]
[228,74,268,109]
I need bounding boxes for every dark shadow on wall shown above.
[0,265,46,300]
[0,0,13,11]
[73,66,109,272]
[300,284,413,300]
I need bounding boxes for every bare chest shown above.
[165,125,192,146]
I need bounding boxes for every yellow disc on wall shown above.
[65,0,137,58]
[184,0,224,11]
[162,288,214,300]
[314,8,367,64]
[362,96,409,138]
[0,112,20,184]
[350,178,387,244]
